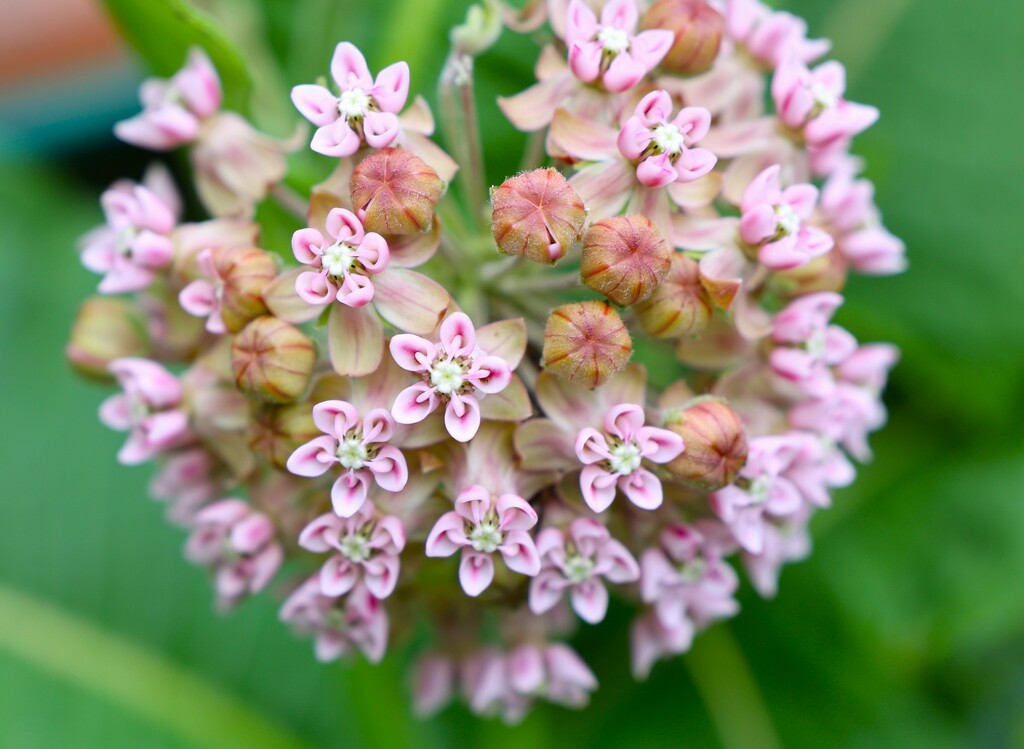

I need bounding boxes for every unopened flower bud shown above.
[634,253,713,338]
[664,397,748,490]
[67,297,150,379]
[543,301,632,388]
[250,401,318,469]
[641,0,723,75]
[581,215,670,306]
[491,168,586,264]
[231,316,316,403]
[351,147,443,236]
[213,247,277,332]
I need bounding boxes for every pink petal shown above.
[298,513,344,553]
[311,120,361,158]
[292,227,325,265]
[496,494,538,532]
[459,551,495,596]
[363,554,401,598]
[290,84,339,127]
[286,435,339,477]
[675,147,718,182]
[579,465,619,512]
[230,514,274,555]
[178,279,216,318]
[629,29,674,71]
[617,116,653,160]
[636,153,677,188]
[331,471,371,517]
[331,42,373,90]
[445,394,482,443]
[571,580,609,624]
[392,382,439,425]
[509,646,545,694]
[389,334,435,373]
[311,400,360,437]
[363,111,401,149]
[565,0,598,44]
[635,426,685,463]
[500,530,541,576]
[600,0,638,30]
[320,556,359,596]
[467,355,512,394]
[98,394,132,431]
[366,444,409,492]
[568,40,603,83]
[575,427,611,465]
[440,312,476,357]
[604,403,645,442]
[425,511,468,558]
[619,468,663,510]
[370,61,410,113]
[602,53,646,93]
[529,570,569,614]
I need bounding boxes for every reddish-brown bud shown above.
[491,168,586,264]
[211,247,277,333]
[664,397,748,490]
[634,253,714,338]
[231,316,316,403]
[641,0,723,75]
[542,301,632,388]
[66,297,150,379]
[581,215,671,306]
[351,147,443,236]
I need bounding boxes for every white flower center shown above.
[598,26,630,54]
[430,359,467,395]
[774,203,802,236]
[608,442,642,475]
[322,242,356,277]
[806,328,826,360]
[337,88,371,119]
[749,474,773,505]
[564,554,595,584]
[339,533,371,563]
[115,227,137,257]
[678,557,706,584]
[336,437,369,470]
[651,124,685,155]
[810,82,838,112]
[469,522,503,553]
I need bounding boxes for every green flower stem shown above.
[0,583,313,749]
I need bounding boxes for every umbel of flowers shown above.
[70,0,904,723]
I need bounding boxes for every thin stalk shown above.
[439,54,488,233]
[269,183,308,221]
[519,130,547,172]
[498,271,582,294]
[479,255,521,282]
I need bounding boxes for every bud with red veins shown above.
[530,517,640,624]
[565,0,674,93]
[575,404,685,512]
[351,148,442,237]
[634,253,713,338]
[390,313,513,442]
[231,316,316,404]
[772,58,879,149]
[280,578,389,663]
[291,42,410,157]
[67,297,151,379]
[663,397,748,490]
[740,165,834,270]
[287,400,409,517]
[298,503,406,599]
[618,91,717,188]
[99,358,190,465]
[543,301,632,388]
[425,485,541,597]
[184,498,283,607]
[291,208,390,307]
[640,0,723,75]
[491,168,586,265]
[770,292,857,397]
[581,215,671,305]
[178,246,275,333]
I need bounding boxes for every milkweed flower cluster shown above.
[70,0,904,723]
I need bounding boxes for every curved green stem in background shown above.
[0,584,314,749]
[685,625,782,749]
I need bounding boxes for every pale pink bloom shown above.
[149,448,223,524]
[639,523,740,635]
[391,313,514,442]
[789,382,888,462]
[115,48,221,150]
[631,609,695,679]
[723,0,830,68]
[769,292,857,397]
[461,648,531,722]
[741,506,812,598]
[617,91,717,187]
[840,226,907,275]
[575,404,684,512]
[740,164,834,270]
[291,42,409,157]
[286,400,408,518]
[80,181,176,294]
[425,485,540,597]
[564,0,672,93]
[837,343,900,393]
[177,249,229,334]
[298,504,406,599]
[280,578,389,663]
[530,517,640,623]
[710,434,812,553]
[184,498,283,606]
[412,654,457,717]
[772,58,879,149]
[99,358,190,465]
[291,208,389,307]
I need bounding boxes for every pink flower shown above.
[631,609,693,679]
[291,208,390,307]
[772,58,879,149]
[425,485,540,597]
[740,164,834,270]
[298,504,406,599]
[177,249,228,334]
[412,654,457,717]
[724,0,830,68]
[639,522,740,635]
[565,0,672,93]
[287,400,408,517]
[149,448,223,524]
[291,42,410,157]
[530,517,640,623]
[617,91,717,187]
[280,579,389,663]
[575,404,684,512]
[741,507,812,598]
[81,181,176,294]
[185,499,283,606]
[99,358,190,465]
[390,312,514,442]
[115,48,222,150]
[769,292,857,397]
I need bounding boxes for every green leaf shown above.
[100,0,252,112]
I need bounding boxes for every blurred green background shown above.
[1,0,1022,747]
